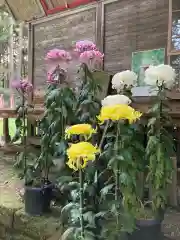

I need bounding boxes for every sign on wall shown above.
[131,48,165,86]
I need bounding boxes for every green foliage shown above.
[0,10,11,42]
[102,122,144,236]
[39,85,76,181]
[146,84,175,213]
[12,93,38,185]
[76,64,101,124]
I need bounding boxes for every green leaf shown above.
[71,208,80,223]
[80,113,91,122]
[61,227,76,240]
[119,172,130,186]
[57,175,73,185]
[105,132,116,139]
[50,133,60,145]
[61,202,79,215]
[108,157,116,168]
[84,230,96,240]
[121,150,132,162]
[147,136,158,151]
[147,117,157,127]
[100,184,114,197]
[15,118,23,128]
[81,99,93,105]
[68,181,80,188]
[71,189,79,201]
[83,211,95,225]
[62,105,68,118]
[95,211,107,218]
[148,103,160,114]
[11,129,21,142]
[41,134,49,145]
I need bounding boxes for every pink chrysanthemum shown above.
[75,40,97,53]
[45,49,72,61]
[79,50,104,70]
[11,78,33,93]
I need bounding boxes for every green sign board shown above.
[132,48,165,86]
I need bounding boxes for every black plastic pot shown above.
[128,219,163,240]
[24,184,53,216]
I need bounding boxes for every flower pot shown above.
[128,219,163,240]
[24,184,53,216]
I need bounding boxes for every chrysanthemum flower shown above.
[79,50,104,70]
[66,142,100,171]
[45,49,71,61]
[97,104,142,124]
[144,64,176,88]
[65,124,96,140]
[101,94,131,106]
[11,78,33,93]
[75,40,97,53]
[111,70,137,92]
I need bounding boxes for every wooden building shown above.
[0,0,178,92]
[0,0,180,205]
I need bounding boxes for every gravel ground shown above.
[1,154,180,239]
[163,209,180,239]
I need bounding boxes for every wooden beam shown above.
[167,0,172,55]
[0,0,4,7]
[30,1,97,25]
[95,1,103,52]
[7,16,14,88]
[169,157,178,206]
[17,22,24,79]
[3,118,10,143]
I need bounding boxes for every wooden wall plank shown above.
[103,0,169,73]
[6,0,44,21]
[31,6,97,90]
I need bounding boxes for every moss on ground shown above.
[0,155,62,240]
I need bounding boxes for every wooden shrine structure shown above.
[0,0,180,205]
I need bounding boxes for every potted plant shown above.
[60,60,145,239]
[11,78,47,215]
[25,49,77,216]
[128,64,176,240]
[96,93,143,239]
[60,122,100,238]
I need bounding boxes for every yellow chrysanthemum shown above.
[65,124,96,140]
[66,142,100,171]
[97,104,142,124]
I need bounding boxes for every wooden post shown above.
[137,172,144,200]
[7,16,14,88]
[2,16,13,144]
[3,118,10,144]
[169,157,178,206]
[17,22,24,79]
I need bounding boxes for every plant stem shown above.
[22,94,27,184]
[79,167,84,239]
[115,122,120,231]
[84,64,88,84]
[98,120,109,150]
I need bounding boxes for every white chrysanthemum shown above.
[101,94,131,106]
[144,64,176,88]
[111,70,137,92]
